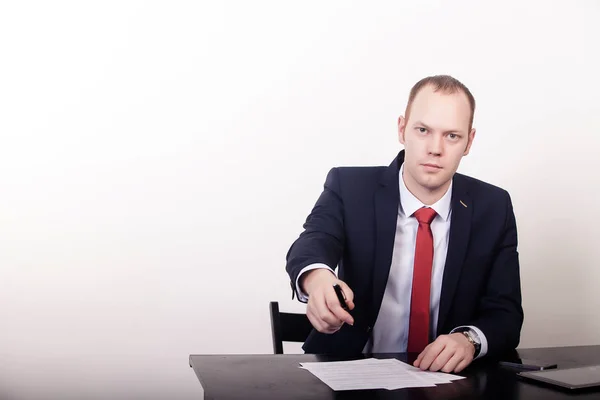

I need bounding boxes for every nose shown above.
[427,133,443,156]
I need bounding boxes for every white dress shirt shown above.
[296,165,488,357]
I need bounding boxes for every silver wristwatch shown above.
[461,329,481,357]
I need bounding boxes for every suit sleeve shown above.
[471,191,524,357]
[285,168,345,301]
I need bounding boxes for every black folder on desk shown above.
[518,365,600,390]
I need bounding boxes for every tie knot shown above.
[414,207,437,225]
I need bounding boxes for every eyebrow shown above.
[413,121,464,135]
[413,121,432,130]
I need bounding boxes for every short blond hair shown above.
[405,75,476,130]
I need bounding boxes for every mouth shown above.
[421,163,442,170]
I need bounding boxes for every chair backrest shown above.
[269,301,314,354]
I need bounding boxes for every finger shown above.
[413,355,421,368]
[337,281,355,310]
[440,351,463,373]
[453,357,473,373]
[413,343,432,367]
[325,290,354,326]
[308,304,341,333]
[314,291,346,329]
[306,296,326,331]
[308,292,340,333]
[306,305,325,332]
[320,311,344,331]
[429,346,462,372]
[418,340,446,371]
[429,346,456,372]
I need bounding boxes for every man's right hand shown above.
[300,269,355,334]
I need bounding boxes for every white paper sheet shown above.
[299,358,465,391]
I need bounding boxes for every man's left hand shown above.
[413,333,475,373]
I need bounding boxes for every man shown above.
[285,75,523,373]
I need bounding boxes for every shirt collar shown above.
[398,164,452,221]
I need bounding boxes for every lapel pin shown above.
[460,200,468,208]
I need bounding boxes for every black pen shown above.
[333,284,349,311]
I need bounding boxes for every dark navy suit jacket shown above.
[285,151,523,358]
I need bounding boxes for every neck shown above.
[402,171,451,206]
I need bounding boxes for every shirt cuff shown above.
[295,264,335,302]
[450,325,488,359]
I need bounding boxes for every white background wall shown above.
[0,1,599,398]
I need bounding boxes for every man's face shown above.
[398,85,476,195]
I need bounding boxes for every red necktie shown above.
[407,207,437,353]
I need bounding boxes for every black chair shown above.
[269,301,314,354]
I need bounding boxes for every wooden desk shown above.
[190,345,600,399]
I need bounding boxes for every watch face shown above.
[466,330,480,344]
[463,331,480,350]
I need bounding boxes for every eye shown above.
[448,133,459,140]
[417,127,427,133]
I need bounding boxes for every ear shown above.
[398,116,406,145]
[463,128,476,156]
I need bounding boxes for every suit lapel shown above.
[370,152,402,321]
[437,175,472,334]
